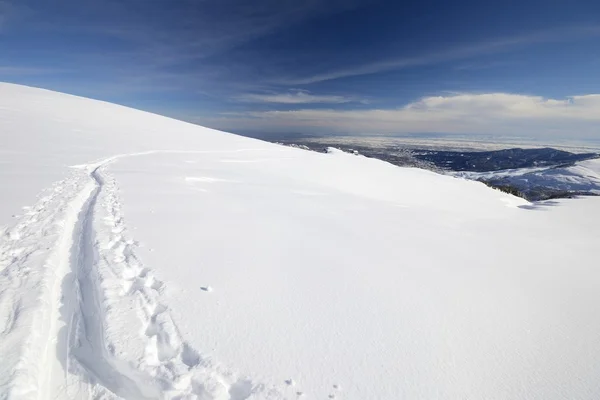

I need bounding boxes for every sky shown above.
[1,0,600,142]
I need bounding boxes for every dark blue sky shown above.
[1,0,600,140]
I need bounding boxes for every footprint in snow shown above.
[200,286,212,292]
[285,379,295,386]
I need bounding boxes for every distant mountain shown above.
[412,147,599,172]
[454,158,600,201]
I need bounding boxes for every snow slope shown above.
[1,83,600,399]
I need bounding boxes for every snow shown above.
[1,82,600,399]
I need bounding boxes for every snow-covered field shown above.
[1,83,600,399]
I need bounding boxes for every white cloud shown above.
[212,93,600,138]
[235,90,361,104]
[278,27,600,85]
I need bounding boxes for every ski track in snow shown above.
[0,151,284,400]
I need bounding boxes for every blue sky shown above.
[1,0,600,141]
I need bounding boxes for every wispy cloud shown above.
[69,0,366,65]
[0,65,69,75]
[0,0,14,30]
[0,0,367,97]
[453,60,522,71]
[234,89,363,104]
[278,26,600,85]
[208,93,600,138]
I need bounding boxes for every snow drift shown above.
[1,83,600,400]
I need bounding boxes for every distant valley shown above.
[274,137,600,201]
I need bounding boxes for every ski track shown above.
[0,151,285,400]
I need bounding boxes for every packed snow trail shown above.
[0,154,284,400]
[52,163,162,400]
[0,168,94,399]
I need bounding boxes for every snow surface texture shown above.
[1,83,600,399]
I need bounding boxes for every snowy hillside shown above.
[1,83,600,400]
